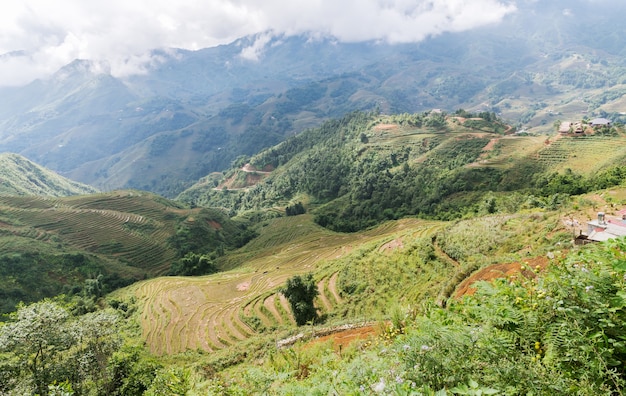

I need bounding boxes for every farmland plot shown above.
[123,217,444,354]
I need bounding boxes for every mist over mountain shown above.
[0,1,625,197]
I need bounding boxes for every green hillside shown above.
[0,190,253,314]
[102,187,626,394]
[0,153,98,196]
[180,111,626,232]
[2,110,626,394]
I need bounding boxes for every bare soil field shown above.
[454,256,550,298]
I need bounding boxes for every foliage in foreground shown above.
[3,223,626,394]
[210,238,626,395]
[0,300,190,396]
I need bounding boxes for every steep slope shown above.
[0,152,98,196]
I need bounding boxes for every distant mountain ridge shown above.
[0,152,98,196]
[0,1,625,197]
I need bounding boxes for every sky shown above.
[0,0,522,86]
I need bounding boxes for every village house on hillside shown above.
[558,121,584,134]
[589,118,612,128]
[558,121,571,134]
[577,210,626,244]
[558,117,614,135]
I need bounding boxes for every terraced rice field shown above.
[537,136,626,174]
[0,191,184,273]
[474,135,546,168]
[123,217,445,355]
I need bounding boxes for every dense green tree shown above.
[168,252,216,276]
[0,301,71,395]
[0,301,121,395]
[280,274,319,326]
[285,202,306,216]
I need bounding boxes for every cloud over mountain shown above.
[0,0,516,86]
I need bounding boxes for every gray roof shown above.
[590,118,612,126]
[586,218,626,242]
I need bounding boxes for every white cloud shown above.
[0,0,517,86]
[239,32,275,61]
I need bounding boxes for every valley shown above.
[2,1,626,393]
[1,1,626,199]
[119,216,444,354]
[1,115,626,395]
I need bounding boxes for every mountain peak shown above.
[50,59,112,82]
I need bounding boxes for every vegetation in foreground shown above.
[209,238,626,395]
[2,231,626,394]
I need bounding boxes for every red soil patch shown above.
[236,281,250,291]
[482,138,499,152]
[241,163,256,172]
[216,169,268,190]
[308,325,377,352]
[245,173,264,186]
[207,220,222,230]
[471,138,500,165]
[454,256,550,299]
[242,163,273,173]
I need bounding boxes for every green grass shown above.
[0,153,98,197]
[0,192,181,273]
[112,197,589,357]
[0,191,203,313]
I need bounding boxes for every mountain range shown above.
[3,2,626,392]
[0,1,625,198]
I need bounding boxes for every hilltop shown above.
[0,153,97,196]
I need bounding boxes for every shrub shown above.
[280,274,318,326]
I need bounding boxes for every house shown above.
[573,122,584,134]
[558,120,584,134]
[582,212,626,243]
[558,121,572,134]
[590,118,612,128]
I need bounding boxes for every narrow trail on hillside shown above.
[327,272,342,304]
[433,240,460,268]
[241,163,272,174]
[316,279,333,311]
